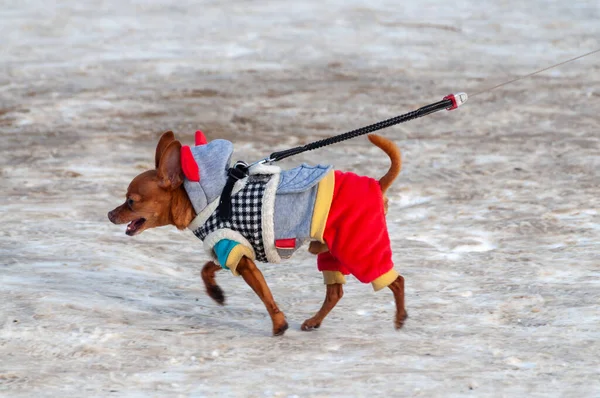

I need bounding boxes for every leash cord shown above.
[217,48,600,220]
[268,98,453,162]
[268,48,600,162]
[471,48,600,97]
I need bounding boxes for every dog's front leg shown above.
[301,283,343,331]
[236,256,288,336]
[201,261,225,305]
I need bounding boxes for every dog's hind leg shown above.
[388,275,408,329]
[308,241,328,254]
[201,261,226,305]
[301,281,344,331]
[236,256,289,336]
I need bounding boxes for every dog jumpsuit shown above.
[181,137,398,291]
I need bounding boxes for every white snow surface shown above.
[1,0,600,397]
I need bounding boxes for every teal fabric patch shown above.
[214,239,239,270]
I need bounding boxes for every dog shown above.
[108,131,407,336]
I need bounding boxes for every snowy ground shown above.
[1,0,600,396]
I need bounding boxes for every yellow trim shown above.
[225,245,254,276]
[371,269,399,291]
[310,170,335,242]
[322,271,346,285]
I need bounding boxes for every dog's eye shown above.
[127,198,134,209]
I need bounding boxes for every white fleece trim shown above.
[187,178,247,231]
[202,228,256,265]
[261,171,281,263]
[249,163,281,175]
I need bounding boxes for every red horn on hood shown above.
[180,145,200,182]
[195,130,208,146]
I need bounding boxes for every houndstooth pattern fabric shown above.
[193,174,272,262]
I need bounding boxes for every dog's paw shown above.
[301,318,321,331]
[395,310,408,330]
[273,321,289,336]
[207,285,225,305]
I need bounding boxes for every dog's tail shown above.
[367,134,401,194]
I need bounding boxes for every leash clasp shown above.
[248,156,274,170]
[443,92,468,111]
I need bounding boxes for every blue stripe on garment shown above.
[213,239,239,270]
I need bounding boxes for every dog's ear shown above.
[157,140,183,190]
[155,131,175,169]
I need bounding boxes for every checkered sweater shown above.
[192,174,273,262]
[182,139,332,271]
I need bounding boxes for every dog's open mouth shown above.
[126,218,146,236]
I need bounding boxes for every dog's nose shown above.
[107,210,115,223]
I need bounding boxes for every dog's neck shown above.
[171,185,196,230]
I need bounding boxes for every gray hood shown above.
[183,139,234,214]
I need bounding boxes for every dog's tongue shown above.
[126,218,146,235]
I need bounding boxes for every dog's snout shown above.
[107,210,116,223]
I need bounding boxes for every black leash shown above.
[267,93,466,163]
[217,93,467,220]
[216,48,600,221]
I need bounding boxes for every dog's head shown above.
[107,131,186,235]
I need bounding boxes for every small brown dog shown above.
[108,131,406,335]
